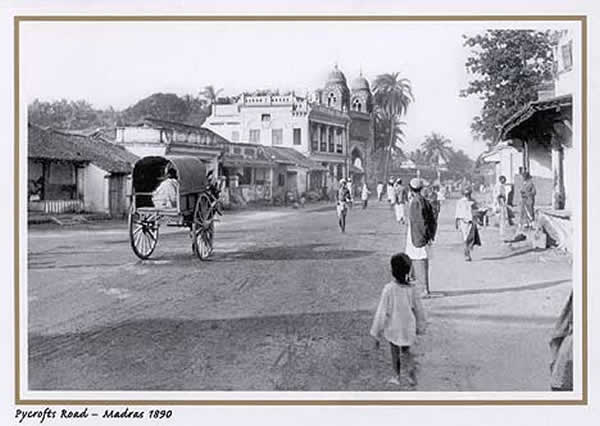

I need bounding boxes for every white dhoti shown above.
[394,203,405,222]
[336,202,347,217]
[459,220,472,241]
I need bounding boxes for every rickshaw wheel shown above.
[192,193,214,260]
[129,209,159,260]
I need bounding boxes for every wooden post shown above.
[551,133,566,210]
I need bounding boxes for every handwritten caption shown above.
[15,408,173,423]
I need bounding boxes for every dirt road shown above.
[27,199,572,391]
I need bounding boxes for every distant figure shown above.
[152,167,179,209]
[406,178,437,296]
[427,185,441,223]
[455,188,481,261]
[549,291,573,391]
[520,172,536,229]
[377,181,384,202]
[370,253,426,386]
[392,179,408,225]
[493,176,511,238]
[347,178,355,208]
[361,183,371,209]
[437,185,446,204]
[336,178,352,233]
[386,178,395,206]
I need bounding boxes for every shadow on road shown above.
[223,243,374,261]
[434,278,570,298]
[28,308,417,392]
[480,248,541,261]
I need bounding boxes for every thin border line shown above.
[580,15,588,405]
[14,15,587,21]
[14,14,21,406]
[14,14,588,406]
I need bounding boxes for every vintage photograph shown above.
[19,17,582,399]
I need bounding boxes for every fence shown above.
[28,200,85,214]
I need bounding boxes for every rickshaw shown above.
[128,155,221,260]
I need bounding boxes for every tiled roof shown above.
[263,146,327,171]
[500,94,572,140]
[28,124,90,162]
[28,123,138,173]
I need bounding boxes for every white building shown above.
[204,66,375,196]
[115,117,228,175]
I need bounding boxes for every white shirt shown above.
[152,178,179,208]
[455,197,474,221]
[361,186,370,200]
[370,281,426,346]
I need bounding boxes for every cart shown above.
[128,155,221,260]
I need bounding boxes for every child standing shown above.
[370,253,426,386]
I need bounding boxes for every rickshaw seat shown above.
[136,207,180,216]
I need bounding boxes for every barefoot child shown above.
[370,253,426,385]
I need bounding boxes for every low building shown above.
[28,123,138,216]
[499,29,576,251]
[115,117,228,174]
[480,142,520,185]
[220,142,326,205]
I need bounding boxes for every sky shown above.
[21,20,569,158]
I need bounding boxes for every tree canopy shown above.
[421,132,453,167]
[373,72,414,181]
[461,30,555,143]
[28,99,119,131]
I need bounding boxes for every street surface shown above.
[28,199,572,391]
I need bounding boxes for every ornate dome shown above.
[351,74,370,92]
[326,65,347,86]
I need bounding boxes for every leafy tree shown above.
[121,93,190,123]
[28,98,116,130]
[461,30,555,143]
[373,72,414,181]
[446,149,475,180]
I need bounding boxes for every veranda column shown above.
[551,133,566,210]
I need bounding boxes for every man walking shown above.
[455,188,481,261]
[336,178,352,233]
[405,178,437,296]
[393,179,408,225]
[376,181,384,202]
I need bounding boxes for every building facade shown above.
[115,117,228,175]
[28,124,138,216]
[499,29,576,251]
[204,66,375,196]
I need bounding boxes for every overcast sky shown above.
[21,20,570,158]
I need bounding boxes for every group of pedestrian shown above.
[368,171,562,390]
[369,177,436,385]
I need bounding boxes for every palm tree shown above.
[373,73,414,182]
[200,85,224,107]
[421,132,454,181]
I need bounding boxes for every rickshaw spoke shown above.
[140,233,148,255]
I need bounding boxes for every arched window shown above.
[327,92,337,107]
[352,98,362,112]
